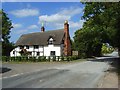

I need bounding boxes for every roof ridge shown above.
[22,29,64,36]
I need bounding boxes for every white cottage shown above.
[10,21,72,57]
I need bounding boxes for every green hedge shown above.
[2,56,9,62]
[2,55,80,62]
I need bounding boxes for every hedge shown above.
[2,55,80,62]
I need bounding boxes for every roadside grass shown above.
[2,59,87,64]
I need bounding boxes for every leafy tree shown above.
[74,2,120,57]
[1,9,14,56]
[83,2,120,56]
[71,39,76,51]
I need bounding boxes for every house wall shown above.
[10,45,61,57]
[44,45,61,56]
[10,47,20,57]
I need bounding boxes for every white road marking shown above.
[2,73,24,79]
[2,68,53,79]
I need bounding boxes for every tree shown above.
[82,2,120,56]
[74,2,120,57]
[1,9,14,56]
[74,25,104,57]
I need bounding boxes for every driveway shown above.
[2,59,111,88]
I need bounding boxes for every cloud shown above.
[59,7,83,17]
[38,7,83,24]
[10,9,40,17]
[69,20,85,29]
[38,6,84,30]
[27,25,38,30]
[39,14,70,23]
[52,20,85,29]
[12,23,22,29]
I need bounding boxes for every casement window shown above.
[26,45,29,49]
[50,51,55,56]
[34,45,39,49]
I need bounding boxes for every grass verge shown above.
[2,59,87,64]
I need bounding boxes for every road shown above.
[2,59,110,88]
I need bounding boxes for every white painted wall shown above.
[10,47,21,57]
[44,45,61,56]
[10,45,62,57]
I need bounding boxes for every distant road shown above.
[104,51,119,57]
[2,59,110,88]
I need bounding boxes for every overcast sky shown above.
[2,2,85,43]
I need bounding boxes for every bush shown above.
[38,56,42,62]
[15,56,21,62]
[56,56,60,61]
[53,56,56,61]
[40,56,46,62]
[66,56,70,61]
[2,56,9,62]
[10,56,15,61]
[21,56,28,62]
[61,56,64,61]
[79,53,86,59]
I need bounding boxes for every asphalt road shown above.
[2,59,110,88]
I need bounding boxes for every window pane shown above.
[26,46,29,49]
[50,51,55,56]
[13,51,15,54]
[34,45,39,49]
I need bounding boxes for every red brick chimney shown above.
[64,20,71,56]
[41,22,45,32]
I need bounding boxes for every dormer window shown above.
[48,38,53,45]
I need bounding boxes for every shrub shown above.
[48,56,50,61]
[56,56,59,61]
[32,57,36,62]
[2,56,8,62]
[15,56,21,62]
[69,56,72,61]
[40,56,46,62]
[10,56,15,61]
[79,53,86,59]
[66,56,70,61]
[53,56,56,61]
[61,56,64,61]
[38,56,42,62]
[21,56,28,62]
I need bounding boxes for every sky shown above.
[2,2,85,43]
